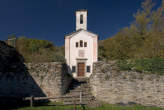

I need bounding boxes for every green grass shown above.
[15,105,81,110]
[14,104,164,110]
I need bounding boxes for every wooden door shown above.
[78,63,85,77]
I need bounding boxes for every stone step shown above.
[69,89,90,92]
[66,92,92,95]
[65,96,93,99]
[70,87,90,90]
[69,88,90,91]
[67,89,90,91]
[70,85,90,88]
[65,92,92,97]
[63,78,94,105]
[65,93,93,97]
[75,78,89,82]
[73,85,90,88]
[70,85,90,89]
[64,94,93,98]
[71,83,89,86]
[69,91,91,94]
[63,102,88,105]
[65,95,93,99]
[62,96,94,102]
[66,92,91,94]
[62,99,93,102]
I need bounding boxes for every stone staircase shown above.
[62,78,95,105]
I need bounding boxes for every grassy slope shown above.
[15,104,164,110]
[116,58,164,75]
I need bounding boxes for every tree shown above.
[99,0,164,60]
[133,0,154,38]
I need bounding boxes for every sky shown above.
[0,0,162,46]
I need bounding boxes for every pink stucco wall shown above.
[93,37,98,62]
[65,30,98,77]
[65,37,70,65]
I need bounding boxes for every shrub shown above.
[116,58,164,75]
[116,60,134,71]
[53,54,65,62]
[15,37,65,63]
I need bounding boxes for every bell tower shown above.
[76,10,87,31]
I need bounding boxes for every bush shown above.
[53,54,65,62]
[116,58,164,75]
[15,37,65,63]
[116,60,134,71]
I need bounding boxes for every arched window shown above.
[80,15,83,24]
[80,40,83,47]
[84,42,87,47]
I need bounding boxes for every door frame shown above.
[77,62,85,77]
[76,59,87,77]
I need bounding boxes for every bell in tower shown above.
[76,9,87,31]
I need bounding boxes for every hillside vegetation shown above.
[116,58,164,75]
[99,0,164,60]
[15,37,65,63]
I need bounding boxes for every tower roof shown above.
[65,29,98,39]
[76,9,88,12]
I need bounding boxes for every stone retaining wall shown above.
[0,62,72,98]
[90,61,164,108]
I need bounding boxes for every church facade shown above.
[65,10,98,78]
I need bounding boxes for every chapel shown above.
[65,10,98,78]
